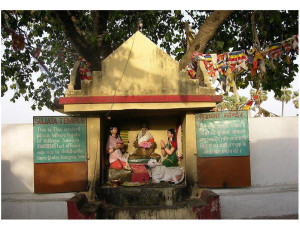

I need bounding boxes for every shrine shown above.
[2,10,298,221]
[46,31,223,218]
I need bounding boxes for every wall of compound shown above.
[1,116,298,219]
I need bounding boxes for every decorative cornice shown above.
[59,95,223,105]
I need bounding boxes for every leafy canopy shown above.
[1,10,298,110]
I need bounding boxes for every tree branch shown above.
[184,10,198,27]
[251,10,261,50]
[54,11,101,70]
[55,11,89,49]
[68,11,86,37]
[179,10,233,70]
[92,10,109,36]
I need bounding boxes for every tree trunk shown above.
[179,10,233,70]
[55,11,103,71]
[257,103,261,117]
[282,101,284,117]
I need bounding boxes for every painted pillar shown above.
[84,117,101,201]
[183,113,198,186]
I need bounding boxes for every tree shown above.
[275,86,293,116]
[216,94,248,111]
[292,91,299,109]
[1,10,298,110]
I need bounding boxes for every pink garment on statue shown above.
[106,135,127,164]
[140,141,152,148]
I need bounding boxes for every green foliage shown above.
[275,86,293,104]
[250,89,268,105]
[1,10,74,110]
[1,10,298,111]
[216,94,248,111]
[217,89,269,112]
[292,90,299,109]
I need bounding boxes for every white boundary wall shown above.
[1,124,76,219]
[1,117,299,219]
[213,116,298,218]
[249,117,298,186]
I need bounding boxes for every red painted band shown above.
[59,95,222,105]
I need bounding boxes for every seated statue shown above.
[106,125,130,170]
[129,123,160,162]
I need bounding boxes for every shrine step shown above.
[66,193,100,219]
[97,189,220,219]
[98,182,188,207]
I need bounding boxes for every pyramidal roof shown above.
[102,31,178,66]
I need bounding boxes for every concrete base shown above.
[211,184,298,219]
[97,184,220,219]
[98,182,188,207]
[97,203,209,219]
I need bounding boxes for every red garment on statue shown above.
[110,159,126,170]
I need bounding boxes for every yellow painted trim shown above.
[183,113,198,186]
[63,102,216,112]
[84,117,101,201]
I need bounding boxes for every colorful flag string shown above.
[186,34,299,95]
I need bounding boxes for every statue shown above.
[146,158,185,184]
[129,123,160,161]
[160,128,179,167]
[106,125,130,170]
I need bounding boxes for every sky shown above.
[1,5,299,124]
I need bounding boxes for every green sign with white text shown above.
[33,116,87,163]
[195,111,249,158]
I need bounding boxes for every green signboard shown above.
[33,116,87,163]
[195,111,249,158]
